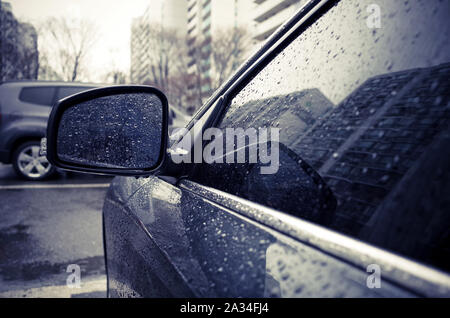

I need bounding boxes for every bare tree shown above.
[210,27,250,90]
[103,48,129,84]
[104,70,127,84]
[184,27,251,109]
[37,17,98,82]
[131,23,250,112]
[37,54,62,81]
[188,35,209,107]
[137,23,191,108]
[146,25,185,89]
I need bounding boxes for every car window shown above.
[56,86,95,101]
[19,87,56,106]
[190,0,450,272]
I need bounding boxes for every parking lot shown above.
[0,163,113,297]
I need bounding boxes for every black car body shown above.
[47,0,450,297]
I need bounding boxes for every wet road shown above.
[0,164,113,297]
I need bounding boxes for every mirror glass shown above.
[57,93,163,169]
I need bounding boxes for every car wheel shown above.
[12,141,56,181]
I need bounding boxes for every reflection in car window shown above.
[202,0,450,271]
[19,87,56,106]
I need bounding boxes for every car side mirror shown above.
[46,86,169,176]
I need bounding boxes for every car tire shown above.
[12,141,56,181]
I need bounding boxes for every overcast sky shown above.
[7,0,154,81]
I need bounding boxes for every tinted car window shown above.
[191,0,450,271]
[19,87,56,106]
[56,86,94,101]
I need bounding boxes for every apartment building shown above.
[130,17,148,84]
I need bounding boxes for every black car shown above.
[45,0,450,297]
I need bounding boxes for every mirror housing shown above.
[46,85,169,176]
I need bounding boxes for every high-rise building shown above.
[130,17,148,84]
[253,0,304,41]
[130,0,188,84]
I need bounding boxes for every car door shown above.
[103,0,450,297]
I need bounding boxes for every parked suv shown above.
[0,81,97,180]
